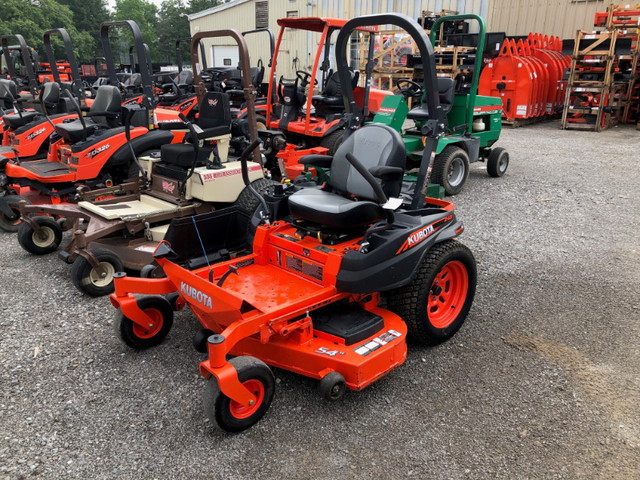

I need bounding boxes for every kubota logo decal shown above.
[180,282,212,308]
[395,215,452,254]
[86,143,110,158]
[27,127,46,141]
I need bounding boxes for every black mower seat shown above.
[2,111,40,129]
[158,92,232,172]
[406,77,455,121]
[54,85,121,142]
[288,124,406,229]
[159,70,194,104]
[312,70,359,109]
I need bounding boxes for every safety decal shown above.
[354,329,402,356]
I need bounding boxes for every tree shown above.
[113,0,160,63]
[157,0,190,64]
[57,0,111,61]
[188,0,224,15]
[0,0,96,65]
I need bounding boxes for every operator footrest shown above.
[312,304,384,346]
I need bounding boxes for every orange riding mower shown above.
[0,21,184,232]
[110,13,477,432]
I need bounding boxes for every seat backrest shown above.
[329,124,406,201]
[197,91,231,130]
[322,69,359,98]
[437,77,455,114]
[90,85,122,126]
[0,79,17,109]
[177,69,193,85]
[41,82,60,112]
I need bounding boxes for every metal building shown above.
[187,0,491,79]
[486,0,607,40]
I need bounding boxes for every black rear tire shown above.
[319,129,345,155]
[70,248,124,297]
[487,147,509,177]
[0,195,31,232]
[17,216,63,255]
[203,356,275,432]
[114,296,174,349]
[431,146,470,196]
[235,177,278,214]
[385,240,476,345]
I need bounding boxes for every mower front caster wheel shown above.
[487,147,509,177]
[17,216,63,255]
[385,240,477,345]
[114,296,174,349]
[70,248,124,296]
[204,356,275,432]
[318,371,346,401]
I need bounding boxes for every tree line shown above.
[0,0,224,66]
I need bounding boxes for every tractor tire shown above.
[203,356,275,432]
[70,248,124,297]
[255,114,267,131]
[486,147,509,178]
[319,129,345,156]
[431,146,470,196]
[17,216,63,255]
[235,178,278,215]
[385,240,477,345]
[114,295,174,350]
[0,195,31,232]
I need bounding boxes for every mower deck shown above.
[78,194,180,221]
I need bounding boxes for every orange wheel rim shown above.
[428,260,468,329]
[132,308,163,339]
[229,380,264,419]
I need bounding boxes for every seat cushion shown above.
[288,187,384,228]
[2,111,40,129]
[54,119,98,143]
[160,143,213,168]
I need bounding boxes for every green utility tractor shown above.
[370,14,508,195]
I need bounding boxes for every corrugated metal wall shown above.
[189,0,490,78]
[487,0,605,39]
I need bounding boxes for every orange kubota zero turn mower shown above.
[109,13,477,432]
[0,21,183,232]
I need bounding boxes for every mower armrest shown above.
[197,126,231,139]
[85,111,119,118]
[157,121,189,130]
[299,154,333,168]
[369,165,404,182]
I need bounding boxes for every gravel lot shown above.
[1,120,639,479]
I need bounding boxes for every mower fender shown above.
[199,359,257,407]
[431,219,464,244]
[107,130,175,166]
[437,136,480,163]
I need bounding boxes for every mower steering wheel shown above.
[395,79,423,100]
[296,70,317,87]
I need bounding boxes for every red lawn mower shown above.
[110,13,476,432]
[259,17,391,167]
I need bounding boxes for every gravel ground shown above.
[1,120,639,479]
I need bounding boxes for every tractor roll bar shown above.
[190,29,262,166]
[0,34,39,95]
[42,28,84,100]
[430,14,485,135]
[335,13,446,210]
[176,38,207,72]
[100,20,155,108]
[241,28,275,67]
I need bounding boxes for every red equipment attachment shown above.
[479,35,571,121]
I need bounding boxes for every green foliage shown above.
[157,0,190,63]
[188,0,223,14]
[113,0,160,63]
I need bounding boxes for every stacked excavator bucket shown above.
[479,34,570,123]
